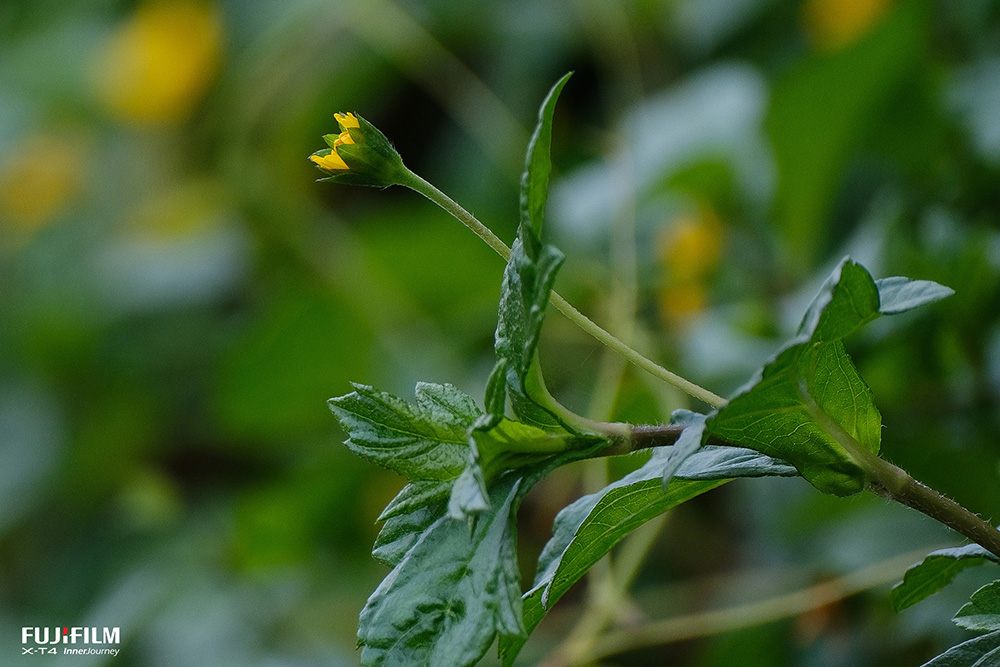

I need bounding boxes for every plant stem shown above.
[594,421,1000,561]
[400,164,1000,565]
[795,377,1000,559]
[400,169,727,409]
[548,293,726,408]
[867,460,1000,560]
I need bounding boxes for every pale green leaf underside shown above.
[955,581,1000,632]
[449,411,582,520]
[499,441,798,665]
[893,543,1000,612]
[920,630,1000,667]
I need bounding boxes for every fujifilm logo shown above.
[21,627,121,657]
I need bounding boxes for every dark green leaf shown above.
[358,479,524,667]
[955,581,1000,632]
[328,382,476,483]
[499,442,798,665]
[359,445,603,667]
[707,258,952,496]
[893,543,1000,612]
[493,73,587,432]
[920,630,1000,667]
[520,72,572,236]
[495,235,566,430]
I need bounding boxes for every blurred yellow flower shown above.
[94,0,222,124]
[127,178,228,240]
[657,205,724,323]
[802,0,895,51]
[660,284,708,321]
[659,208,723,283]
[0,134,84,242]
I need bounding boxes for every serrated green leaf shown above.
[955,581,1000,632]
[328,382,476,482]
[499,440,798,665]
[359,444,603,667]
[893,543,1000,612]
[520,72,572,236]
[495,235,567,430]
[358,480,524,667]
[378,479,455,522]
[492,74,585,433]
[707,258,953,496]
[920,630,1000,667]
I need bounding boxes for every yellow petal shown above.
[310,151,349,171]
[334,129,355,146]
[335,112,360,129]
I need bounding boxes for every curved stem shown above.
[399,160,1000,566]
[400,169,727,409]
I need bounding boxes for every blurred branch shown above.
[540,515,669,667]
[576,546,941,663]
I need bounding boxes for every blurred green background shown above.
[2,0,1000,665]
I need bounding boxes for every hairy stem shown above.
[400,169,727,409]
[794,377,1000,559]
[596,419,1000,562]
[867,460,1000,560]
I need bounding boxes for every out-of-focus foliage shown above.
[2,0,1000,665]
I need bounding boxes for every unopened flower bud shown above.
[308,112,407,188]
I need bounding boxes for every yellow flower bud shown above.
[308,113,407,188]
